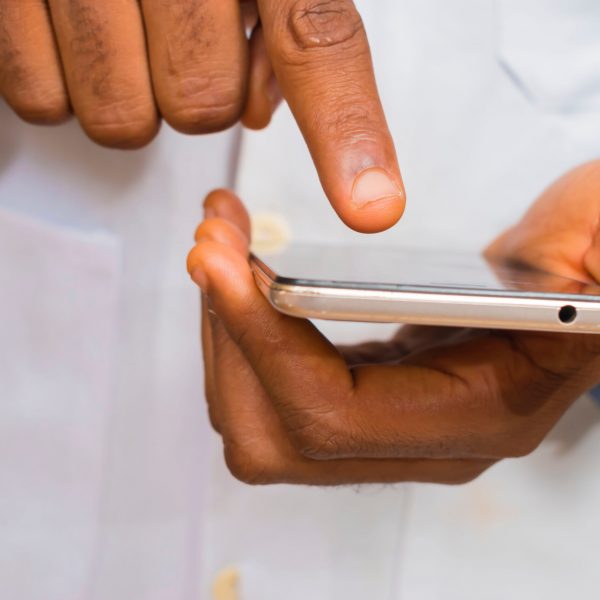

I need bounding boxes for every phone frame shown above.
[251,254,600,333]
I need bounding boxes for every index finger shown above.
[257,0,405,233]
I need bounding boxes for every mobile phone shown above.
[250,244,600,333]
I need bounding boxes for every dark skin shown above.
[0,0,404,232]
[186,161,600,486]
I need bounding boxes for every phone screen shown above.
[254,244,600,300]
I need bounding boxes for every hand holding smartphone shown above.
[189,174,600,486]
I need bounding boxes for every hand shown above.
[186,162,600,486]
[186,163,600,485]
[0,0,404,232]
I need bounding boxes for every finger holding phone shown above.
[187,162,600,485]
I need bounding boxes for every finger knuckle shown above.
[230,299,279,352]
[223,444,282,486]
[9,86,70,124]
[82,101,158,149]
[2,63,69,123]
[292,424,343,459]
[482,416,546,459]
[502,432,544,458]
[162,76,244,134]
[288,406,355,459]
[278,0,365,66]
[440,461,492,486]
[315,99,382,147]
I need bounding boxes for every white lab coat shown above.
[2,1,600,599]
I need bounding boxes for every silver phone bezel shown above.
[251,255,600,334]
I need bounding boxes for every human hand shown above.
[0,0,404,232]
[186,163,600,485]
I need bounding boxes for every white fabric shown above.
[0,113,237,599]
[3,0,600,599]
[0,209,118,599]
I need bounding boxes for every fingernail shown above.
[204,205,217,220]
[352,168,403,208]
[190,266,208,293]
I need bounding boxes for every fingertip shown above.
[190,265,209,293]
[9,88,72,125]
[203,189,252,238]
[187,241,227,293]
[194,218,249,254]
[241,76,281,131]
[203,188,240,214]
[336,193,406,234]
[241,103,274,130]
[321,165,406,232]
[187,240,252,291]
[187,242,207,277]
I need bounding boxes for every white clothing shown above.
[0,119,237,599]
[2,1,600,599]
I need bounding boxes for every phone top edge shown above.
[251,257,600,333]
[250,254,600,304]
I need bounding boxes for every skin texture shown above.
[186,161,600,486]
[0,0,404,233]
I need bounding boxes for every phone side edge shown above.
[258,283,600,336]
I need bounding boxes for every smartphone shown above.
[250,244,600,333]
